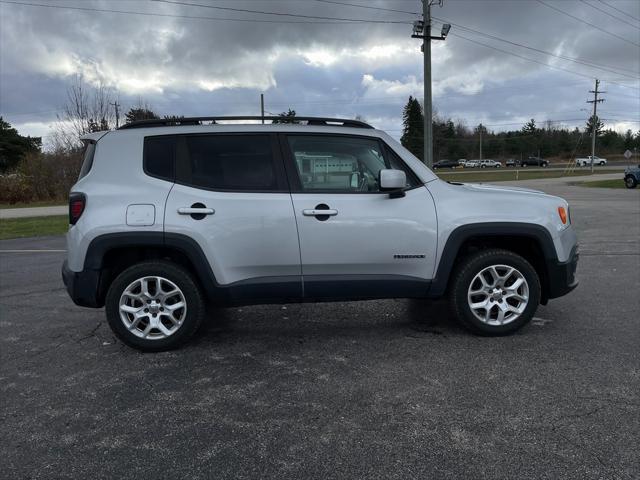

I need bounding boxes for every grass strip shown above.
[0,215,68,240]
[436,169,624,183]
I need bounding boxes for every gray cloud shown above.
[1,0,638,140]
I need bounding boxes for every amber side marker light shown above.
[558,206,568,225]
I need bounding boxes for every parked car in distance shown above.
[479,159,502,168]
[624,164,639,188]
[433,159,461,169]
[505,159,516,167]
[576,155,607,166]
[62,115,579,351]
[462,159,480,168]
[520,156,549,167]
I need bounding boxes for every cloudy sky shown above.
[1,0,639,144]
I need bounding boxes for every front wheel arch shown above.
[428,223,555,302]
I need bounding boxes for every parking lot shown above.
[1,177,638,479]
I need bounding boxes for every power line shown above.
[449,32,603,82]
[312,0,419,15]
[580,0,640,29]
[536,0,640,47]
[433,15,639,79]
[0,0,404,24]
[449,31,640,91]
[151,0,412,24]
[598,0,640,22]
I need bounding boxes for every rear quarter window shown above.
[78,141,96,180]
[144,136,175,181]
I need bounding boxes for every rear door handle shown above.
[303,209,338,216]
[178,207,215,215]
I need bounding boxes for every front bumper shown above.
[545,245,579,300]
[62,260,103,308]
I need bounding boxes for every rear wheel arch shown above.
[84,232,218,305]
[429,223,556,302]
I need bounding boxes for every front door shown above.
[281,133,438,299]
[161,133,302,299]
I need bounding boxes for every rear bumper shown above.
[62,260,103,308]
[546,245,579,300]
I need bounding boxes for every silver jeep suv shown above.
[62,116,579,351]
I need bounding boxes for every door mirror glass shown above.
[379,169,406,190]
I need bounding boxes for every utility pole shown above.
[479,123,483,161]
[110,101,120,128]
[260,93,265,124]
[411,1,449,168]
[586,79,605,174]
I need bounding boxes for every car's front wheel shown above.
[625,175,638,189]
[449,249,541,335]
[105,261,205,351]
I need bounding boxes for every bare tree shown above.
[53,76,116,149]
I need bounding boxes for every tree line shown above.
[400,95,639,162]
[0,77,302,204]
[2,80,639,204]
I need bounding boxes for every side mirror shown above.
[379,169,406,198]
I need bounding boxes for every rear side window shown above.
[179,135,279,191]
[144,136,175,181]
[78,141,96,180]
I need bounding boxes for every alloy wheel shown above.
[467,264,529,326]
[118,276,187,339]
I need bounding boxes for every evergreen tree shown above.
[400,96,424,161]
[585,115,604,137]
[125,107,160,124]
[623,129,634,150]
[522,118,537,134]
[272,109,299,124]
[0,117,42,172]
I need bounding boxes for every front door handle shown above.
[303,203,338,221]
[303,209,338,216]
[178,207,215,215]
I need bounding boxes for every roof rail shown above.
[117,116,374,130]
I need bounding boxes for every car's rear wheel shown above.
[105,261,205,351]
[625,175,638,189]
[449,249,541,335]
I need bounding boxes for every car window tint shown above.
[78,141,96,180]
[183,135,277,191]
[144,136,175,181]
[287,135,416,192]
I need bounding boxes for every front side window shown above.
[181,135,278,191]
[287,135,417,192]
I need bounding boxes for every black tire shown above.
[625,176,638,189]
[105,261,205,351]
[449,249,541,336]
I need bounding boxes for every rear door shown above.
[162,133,302,298]
[281,133,438,299]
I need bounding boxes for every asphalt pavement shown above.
[1,180,638,479]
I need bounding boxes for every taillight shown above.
[69,193,86,225]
